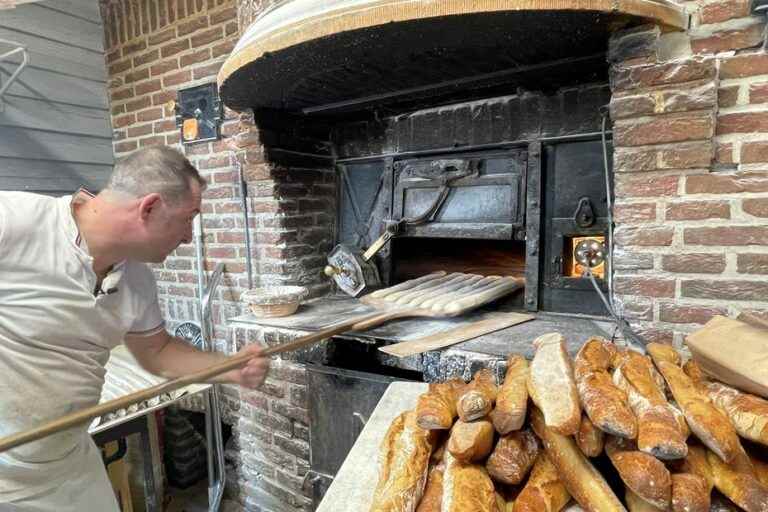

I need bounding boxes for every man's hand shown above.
[225,344,270,389]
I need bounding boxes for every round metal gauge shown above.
[574,239,606,269]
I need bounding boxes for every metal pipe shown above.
[600,110,615,309]
[335,131,613,164]
[236,158,254,290]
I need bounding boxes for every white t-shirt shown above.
[0,191,164,501]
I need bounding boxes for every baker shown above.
[0,146,269,511]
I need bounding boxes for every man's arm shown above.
[124,329,269,389]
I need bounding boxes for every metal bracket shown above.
[0,38,29,112]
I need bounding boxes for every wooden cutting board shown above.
[378,312,534,357]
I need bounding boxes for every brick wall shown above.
[609,4,768,348]
[101,1,333,509]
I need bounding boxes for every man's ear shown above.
[138,193,163,222]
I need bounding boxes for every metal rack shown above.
[0,38,28,112]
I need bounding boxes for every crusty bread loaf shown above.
[442,451,498,512]
[528,333,581,436]
[513,453,571,512]
[492,355,529,434]
[605,436,672,510]
[575,415,605,458]
[647,342,681,367]
[415,464,444,512]
[574,338,637,439]
[704,380,768,447]
[670,473,710,512]
[486,429,539,485]
[677,444,714,492]
[458,369,498,422]
[624,488,662,512]
[417,379,464,430]
[655,360,741,464]
[529,407,626,512]
[614,353,688,460]
[447,418,495,463]
[370,410,438,512]
[751,454,768,487]
[707,448,768,512]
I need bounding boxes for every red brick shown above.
[207,247,237,259]
[139,135,166,147]
[743,198,768,217]
[153,119,177,133]
[125,96,152,112]
[216,232,245,243]
[127,123,153,137]
[718,111,768,135]
[114,140,138,153]
[177,15,208,36]
[749,82,768,104]
[685,226,768,245]
[715,142,734,164]
[210,5,235,25]
[614,142,713,173]
[211,39,236,58]
[160,39,190,58]
[615,174,679,199]
[213,171,236,183]
[721,52,768,79]
[611,82,716,120]
[614,226,674,246]
[202,186,235,199]
[225,21,237,37]
[168,285,196,297]
[166,133,181,145]
[614,276,676,297]
[699,0,751,23]
[634,327,674,345]
[163,70,192,87]
[111,104,125,115]
[112,113,136,128]
[686,173,768,194]
[122,38,147,56]
[133,49,159,68]
[106,49,121,64]
[152,90,177,107]
[137,107,164,122]
[691,24,763,54]
[611,59,716,91]
[150,59,179,76]
[110,87,134,102]
[614,112,714,147]
[662,253,726,273]
[665,200,730,221]
[108,58,132,75]
[659,303,727,324]
[180,48,211,67]
[148,27,175,46]
[193,61,222,80]
[718,86,739,108]
[198,154,231,169]
[135,79,162,96]
[213,202,244,214]
[741,142,768,164]
[738,253,768,274]
[191,26,223,47]
[681,279,768,300]
[125,68,149,84]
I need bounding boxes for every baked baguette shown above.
[530,407,627,512]
[751,454,768,487]
[707,448,768,512]
[575,415,605,458]
[605,436,672,510]
[677,444,714,492]
[486,429,539,485]
[446,418,495,463]
[574,338,637,439]
[370,410,438,512]
[417,379,465,430]
[458,369,498,422]
[647,342,681,367]
[670,473,710,512]
[704,380,768,447]
[415,464,444,512]
[513,453,571,512]
[528,333,581,436]
[614,353,688,460]
[624,488,662,512]
[655,360,741,464]
[441,451,498,512]
[492,355,529,434]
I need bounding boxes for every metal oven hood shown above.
[217,0,688,114]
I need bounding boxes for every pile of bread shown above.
[369,333,768,512]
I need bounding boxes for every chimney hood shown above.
[218,0,688,116]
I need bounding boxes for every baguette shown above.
[574,338,637,439]
[528,333,581,436]
[655,360,741,464]
[614,353,688,460]
[513,453,571,512]
[371,410,438,512]
[677,444,714,492]
[575,415,605,458]
[530,407,627,512]
[492,355,529,434]
[670,473,710,512]
[446,418,495,463]
[415,464,444,512]
[707,448,768,512]
[605,436,672,510]
[417,379,465,430]
[647,342,681,367]
[442,451,498,512]
[705,380,768,447]
[486,429,539,485]
[752,454,768,487]
[458,369,498,422]
[624,488,662,512]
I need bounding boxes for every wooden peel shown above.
[0,273,524,454]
